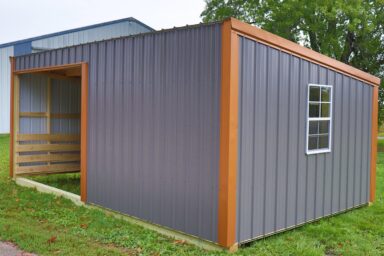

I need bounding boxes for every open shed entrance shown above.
[10,62,88,202]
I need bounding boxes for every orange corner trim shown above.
[218,19,239,248]
[80,63,88,203]
[370,86,378,202]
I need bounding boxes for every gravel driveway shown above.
[0,242,36,256]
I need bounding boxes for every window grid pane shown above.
[309,103,320,117]
[321,103,330,117]
[309,86,320,101]
[307,84,332,154]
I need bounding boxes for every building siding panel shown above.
[15,24,222,242]
[31,20,150,52]
[19,74,47,135]
[0,46,13,133]
[237,36,373,243]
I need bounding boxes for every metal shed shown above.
[9,18,380,250]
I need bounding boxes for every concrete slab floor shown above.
[0,241,37,256]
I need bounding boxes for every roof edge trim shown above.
[228,17,381,86]
[0,17,154,49]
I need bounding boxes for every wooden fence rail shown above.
[14,133,80,176]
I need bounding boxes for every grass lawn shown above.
[378,139,384,152]
[0,134,383,255]
[31,173,80,195]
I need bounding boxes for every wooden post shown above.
[80,63,88,202]
[47,78,51,133]
[217,19,239,250]
[47,77,52,166]
[13,75,20,177]
[370,86,378,202]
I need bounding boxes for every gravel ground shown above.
[0,242,36,256]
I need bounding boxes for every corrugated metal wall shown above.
[19,74,80,134]
[19,74,47,134]
[0,46,13,133]
[237,36,373,243]
[15,24,222,242]
[32,21,150,52]
[51,78,81,134]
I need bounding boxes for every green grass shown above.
[378,139,384,152]
[0,134,383,255]
[378,125,384,137]
[31,173,80,195]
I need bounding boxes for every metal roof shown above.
[0,17,154,48]
[12,21,222,58]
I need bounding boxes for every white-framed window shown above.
[306,84,333,154]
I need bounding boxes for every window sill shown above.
[306,149,331,155]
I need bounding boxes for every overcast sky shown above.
[0,0,206,44]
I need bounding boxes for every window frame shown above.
[306,83,333,155]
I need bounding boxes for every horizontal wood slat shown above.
[16,144,80,153]
[16,154,80,164]
[15,164,80,175]
[17,134,80,142]
[19,112,80,119]
[19,112,47,118]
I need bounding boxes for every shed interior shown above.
[13,66,82,184]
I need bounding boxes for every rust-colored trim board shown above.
[228,18,380,87]
[370,86,378,202]
[14,63,84,75]
[9,57,15,178]
[80,63,88,203]
[218,19,239,249]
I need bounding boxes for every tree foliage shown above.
[202,0,384,125]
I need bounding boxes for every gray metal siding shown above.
[19,74,47,134]
[15,24,222,242]
[50,78,81,134]
[237,36,373,243]
[0,46,13,133]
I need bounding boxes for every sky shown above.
[0,0,206,44]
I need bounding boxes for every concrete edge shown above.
[14,177,225,252]
[85,203,226,252]
[15,177,83,206]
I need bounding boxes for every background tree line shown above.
[201,0,384,125]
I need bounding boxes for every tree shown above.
[202,0,384,125]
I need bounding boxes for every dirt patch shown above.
[0,242,37,256]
